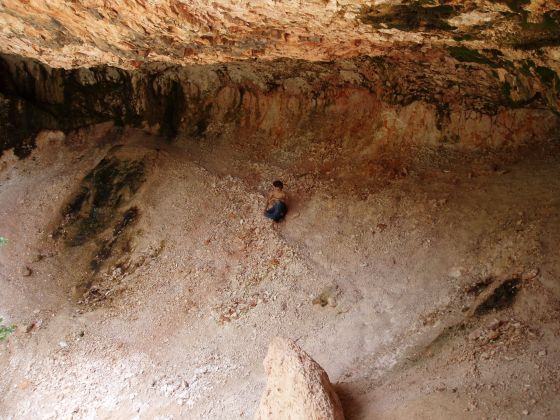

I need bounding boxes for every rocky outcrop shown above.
[255,337,344,420]
[1,49,558,159]
[1,0,558,163]
[0,55,134,156]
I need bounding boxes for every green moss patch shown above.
[491,0,530,13]
[447,46,498,67]
[453,34,476,42]
[56,157,144,246]
[519,59,535,76]
[501,81,513,105]
[90,206,139,271]
[0,318,15,341]
[359,2,459,32]
[535,66,559,87]
[509,10,560,50]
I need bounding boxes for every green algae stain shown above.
[57,158,144,247]
[359,2,459,32]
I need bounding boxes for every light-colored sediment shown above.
[0,126,559,418]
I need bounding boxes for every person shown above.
[264,180,288,223]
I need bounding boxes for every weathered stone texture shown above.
[255,337,344,420]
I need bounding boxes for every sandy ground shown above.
[0,124,559,419]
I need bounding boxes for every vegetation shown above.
[535,66,559,87]
[501,81,513,104]
[90,206,139,271]
[50,156,146,296]
[492,0,530,13]
[453,34,476,42]
[447,46,497,67]
[519,59,536,76]
[59,158,145,246]
[507,9,560,50]
[359,1,458,31]
[0,318,15,341]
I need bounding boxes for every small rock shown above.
[59,341,68,348]
[488,319,502,330]
[521,268,539,281]
[16,380,32,390]
[538,350,547,357]
[468,329,481,341]
[22,266,33,277]
[487,330,500,341]
[522,409,529,416]
[448,266,465,279]
[312,286,337,307]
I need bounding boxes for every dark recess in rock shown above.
[474,277,521,315]
[1,50,559,158]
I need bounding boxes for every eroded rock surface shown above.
[2,50,559,158]
[0,1,558,68]
[255,337,344,420]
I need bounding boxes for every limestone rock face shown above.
[255,337,344,420]
[1,51,559,159]
[0,1,559,68]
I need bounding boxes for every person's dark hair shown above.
[273,180,283,189]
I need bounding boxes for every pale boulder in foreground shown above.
[255,337,345,420]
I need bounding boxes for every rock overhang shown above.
[0,0,558,69]
[0,1,559,157]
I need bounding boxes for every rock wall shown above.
[1,49,559,158]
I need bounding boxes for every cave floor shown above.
[0,125,559,419]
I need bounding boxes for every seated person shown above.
[264,180,288,222]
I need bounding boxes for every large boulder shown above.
[255,337,345,420]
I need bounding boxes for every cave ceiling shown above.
[0,0,558,68]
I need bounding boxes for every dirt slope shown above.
[0,125,559,419]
